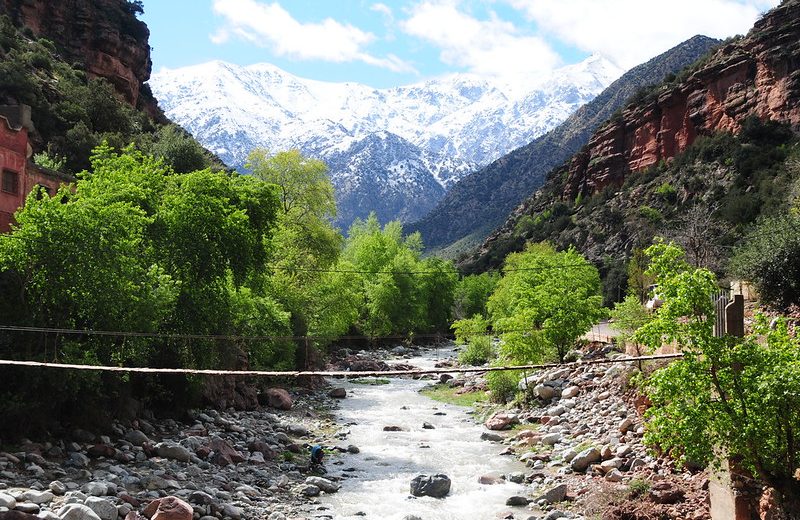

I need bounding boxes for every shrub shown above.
[458,335,493,366]
[486,369,519,403]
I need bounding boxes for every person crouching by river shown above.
[310,444,326,473]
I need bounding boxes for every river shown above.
[320,347,528,520]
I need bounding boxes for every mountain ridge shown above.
[405,35,723,254]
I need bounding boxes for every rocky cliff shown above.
[562,0,800,200]
[0,0,156,114]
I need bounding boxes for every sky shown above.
[141,0,780,89]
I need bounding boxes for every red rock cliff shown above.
[563,0,800,200]
[0,0,154,112]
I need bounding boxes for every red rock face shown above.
[563,0,800,200]
[0,0,153,110]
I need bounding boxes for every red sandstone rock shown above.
[143,496,192,520]
[208,438,245,467]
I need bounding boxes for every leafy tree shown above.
[488,242,606,363]
[637,240,800,513]
[730,214,800,310]
[147,124,212,173]
[609,294,652,353]
[453,271,500,319]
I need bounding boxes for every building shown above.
[0,105,73,232]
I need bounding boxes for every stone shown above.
[124,430,150,447]
[534,384,555,400]
[505,496,530,506]
[57,504,102,520]
[67,452,90,468]
[570,447,601,472]
[439,374,453,384]
[536,483,567,504]
[84,497,117,520]
[305,477,340,494]
[143,496,193,520]
[124,513,147,520]
[618,417,634,433]
[383,426,404,432]
[347,445,360,454]
[422,422,435,429]
[48,481,66,495]
[481,432,504,442]
[87,445,116,458]
[220,504,241,520]
[155,443,192,463]
[600,458,623,473]
[208,438,245,467]
[298,484,320,496]
[20,491,53,504]
[484,413,518,431]
[543,511,568,520]
[478,474,505,485]
[262,388,293,410]
[561,386,580,399]
[0,512,38,520]
[541,433,561,446]
[0,493,15,509]
[605,469,624,482]
[328,388,347,399]
[14,504,39,514]
[410,474,451,498]
[81,482,108,497]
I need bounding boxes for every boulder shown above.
[20,490,53,504]
[649,482,685,504]
[262,388,293,410]
[305,477,340,493]
[410,474,451,498]
[142,496,193,520]
[84,497,117,520]
[536,483,567,504]
[570,447,601,472]
[208,438,245,467]
[0,512,39,520]
[124,430,150,446]
[505,496,530,506]
[534,384,555,400]
[57,504,102,520]
[0,493,16,509]
[484,412,518,431]
[328,387,347,399]
[561,386,580,399]
[383,425,404,432]
[422,422,435,429]
[155,442,192,463]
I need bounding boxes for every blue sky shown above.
[142,0,779,89]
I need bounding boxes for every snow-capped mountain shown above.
[150,56,622,227]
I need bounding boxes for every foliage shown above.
[636,241,800,505]
[458,335,494,366]
[33,151,65,171]
[451,315,489,345]
[0,146,284,434]
[340,213,457,337]
[486,369,519,404]
[730,214,800,310]
[452,271,499,319]
[609,295,652,348]
[145,124,213,173]
[488,242,606,363]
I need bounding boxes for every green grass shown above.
[511,423,540,432]
[419,383,488,407]
[350,377,390,385]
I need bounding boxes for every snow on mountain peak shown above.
[150,57,621,227]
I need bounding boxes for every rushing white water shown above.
[321,348,528,520]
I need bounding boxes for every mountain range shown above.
[406,35,722,255]
[150,56,622,227]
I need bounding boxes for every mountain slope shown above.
[149,57,622,227]
[406,35,721,254]
[463,0,800,302]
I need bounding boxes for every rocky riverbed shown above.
[0,343,710,520]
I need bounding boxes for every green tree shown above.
[730,214,800,310]
[488,242,606,363]
[147,124,211,173]
[609,295,652,353]
[453,271,500,319]
[637,240,800,513]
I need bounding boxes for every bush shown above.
[730,214,800,310]
[458,335,493,366]
[486,369,519,403]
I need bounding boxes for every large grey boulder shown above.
[410,474,451,498]
[58,504,102,520]
[570,447,601,472]
[304,476,340,494]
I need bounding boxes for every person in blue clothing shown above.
[310,444,325,470]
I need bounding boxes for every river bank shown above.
[0,343,711,520]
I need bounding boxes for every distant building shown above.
[0,105,73,232]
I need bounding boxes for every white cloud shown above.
[401,1,560,77]
[506,0,781,70]
[211,0,415,73]
[370,2,393,18]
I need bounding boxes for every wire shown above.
[0,353,683,377]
